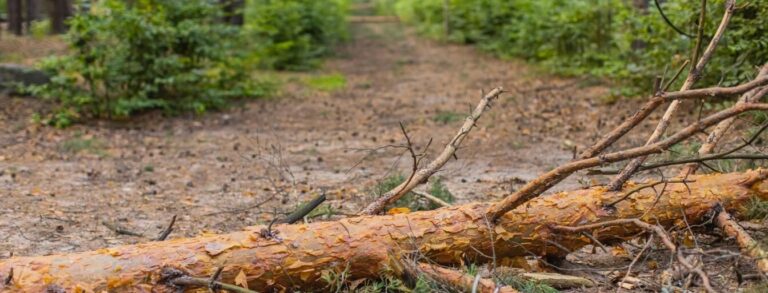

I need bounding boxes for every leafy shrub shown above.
[389,0,768,94]
[29,0,262,127]
[244,0,348,70]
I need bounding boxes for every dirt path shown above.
[0,17,680,258]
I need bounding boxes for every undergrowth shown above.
[743,197,768,221]
[29,0,266,127]
[373,174,454,211]
[380,0,768,96]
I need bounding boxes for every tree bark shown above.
[25,0,42,33]
[0,170,766,292]
[7,0,23,36]
[48,0,72,34]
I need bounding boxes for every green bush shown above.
[389,0,768,94]
[29,0,263,127]
[244,0,348,70]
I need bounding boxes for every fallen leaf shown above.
[611,245,629,257]
[387,207,411,215]
[235,270,249,289]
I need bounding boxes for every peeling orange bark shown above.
[0,170,766,292]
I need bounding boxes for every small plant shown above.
[143,165,155,172]
[743,197,768,221]
[427,177,454,209]
[433,111,463,124]
[305,73,347,91]
[320,263,350,292]
[373,174,454,211]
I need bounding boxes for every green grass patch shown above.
[372,174,454,211]
[743,197,768,221]
[305,73,347,91]
[59,134,105,156]
[433,111,463,124]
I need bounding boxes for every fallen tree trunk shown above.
[1,170,766,292]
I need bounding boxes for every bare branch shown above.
[551,219,717,293]
[681,64,768,175]
[412,190,452,208]
[156,215,177,241]
[487,102,768,221]
[607,0,737,191]
[714,207,768,276]
[360,87,504,215]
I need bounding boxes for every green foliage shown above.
[29,0,263,127]
[388,0,768,94]
[305,73,347,91]
[433,110,463,124]
[30,20,51,38]
[373,174,454,211]
[742,197,768,220]
[244,0,348,70]
[427,177,454,208]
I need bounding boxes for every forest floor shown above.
[0,6,752,292]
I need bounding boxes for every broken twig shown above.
[156,215,177,241]
[361,87,504,215]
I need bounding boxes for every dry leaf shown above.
[235,270,249,289]
[386,207,411,215]
[611,245,629,257]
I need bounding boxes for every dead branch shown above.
[487,102,768,222]
[101,220,143,237]
[607,0,737,191]
[360,87,504,215]
[277,193,327,224]
[587,121,768,175]
[0,171,765,292]
[682,64,768,175]
[156,215,177,241]
[160,267,257,293]
[714,208,768,276]
[551,219,716,293]
[579,61,689,159]
[413,190,452,208]
[403,262,518,293]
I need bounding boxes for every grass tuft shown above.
[59,134,105,156]
[743,197,768,220]
[306,73,347,91]
[433,111,463,124]
[372,174,454,211]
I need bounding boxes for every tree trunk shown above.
[7,0,23,36]
[0,170,766,292]
[220,0,244,26]
[25,0,42,33]
[48,0,71,34]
